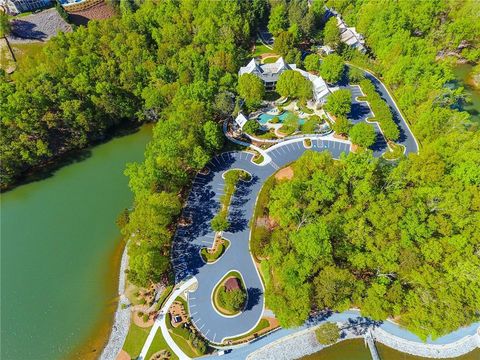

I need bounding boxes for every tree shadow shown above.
[11,19,48,41]
[245,287,262,311]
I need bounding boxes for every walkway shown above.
[138,277,197,360]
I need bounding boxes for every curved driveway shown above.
[172,138,351,343]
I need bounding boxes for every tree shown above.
[237,74,265,108]
[218,286,247,312]
[243,119,260,134]
[331,116,351,135]
[214,91,234,116]
[211,213,229,232]
[276,70,312,101]
[323,17,340,48]
[203,121,224,152]
[0,12,10,37]
[348,66,364,83]
[324,89,351,117]
[304,54,321,72]
[349,122,377,148]
[319,54,344,83]
[268,4,288,36]
[274,31,296,57]
[315,322,340,345]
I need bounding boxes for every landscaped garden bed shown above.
[212,271,247,316]
[200,238,230,263]
[383,142,405,160]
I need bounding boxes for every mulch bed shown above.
[68,2,116,26]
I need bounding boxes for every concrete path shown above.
[138,277,197,360]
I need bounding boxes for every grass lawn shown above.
[145,328,179,360]
[11,42,46,66]
[123,323,151,359]
[253,153,264,164]
[262,56,280,64]
[251,41,273,57]
[250,129,277,140]
[224,318,270,342]
[383,142,405,160]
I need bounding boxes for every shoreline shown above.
[100,240,131,360]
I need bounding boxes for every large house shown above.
[325,7,366,53]
[238,57,332,105]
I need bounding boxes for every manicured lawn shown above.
[383,142,405,160]
[123,323,151,359]
[253,153,264,164]
[11,42,45,66]
[251,42,273,57]
[262,56,279,64]
[201,239,230,263]
[224,318,270,342]
[145,328,179,360]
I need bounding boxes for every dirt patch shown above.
[116,349,130,360]
[0,38,16,73]
[275,166,294,180]
[8,8,72,43]
[350,144,360,153]
[333,133,348,140]
[132,309,154,328]
[68,2,117,26]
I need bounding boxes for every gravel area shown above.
[100,244,131,360]
[8,8,72,43]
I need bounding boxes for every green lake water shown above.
[1,126,151,360]
[302,339,480,360]
[452,63,480,123]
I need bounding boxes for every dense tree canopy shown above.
[255,140,480,338]
[276,70,312,101]
[319,54,344,83]
[348,122,376,148]
[323,17,340,49]
[324,89,351,118]
[238,73,265,109]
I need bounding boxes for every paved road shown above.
[172,138,350,343]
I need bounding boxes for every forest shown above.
[252,0,480,340]
[1,0,479,340]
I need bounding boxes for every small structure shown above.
[239,57,332,106]
[168,300,187,328]
[3,0,51,14]
[319,45,334,55]
[224,277,240,292]
[234,113,248,129]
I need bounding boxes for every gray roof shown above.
[238,57,297,83]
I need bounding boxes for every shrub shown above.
[270,116,280,124]
[243,119,260,134]
[315,322,339,345]
[142,313,149,322]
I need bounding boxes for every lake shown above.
[1,126,152,360]
[301,339,480,360]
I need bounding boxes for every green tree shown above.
[268,4,288,36]
[237,73,265,108]
[320,54,344,83]
[243,119,260,134]
[304,54,321,72]
[203,121,224,152]
[323,17,340,48]
[315,322,340,345]
[276,70,312,100]
[331,116,351,135]
[211,213,229,232]
[0,12,10,37]
[349,122,377,148]
[214,91,234,117]
[274,31,296,57]
[218,286,247,312]
[348,66,364,83]
[324,89,351,118]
